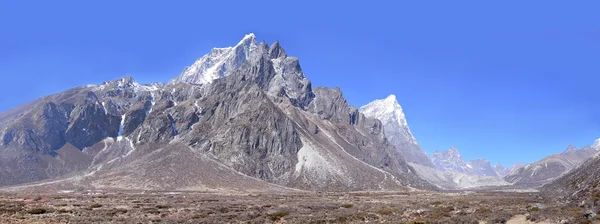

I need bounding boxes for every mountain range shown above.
[0,33,597,194]
[0,34,434,192]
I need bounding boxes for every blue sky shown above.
[1,1,598,166]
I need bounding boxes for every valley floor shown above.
[0,190,594,223]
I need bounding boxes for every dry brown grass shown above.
[0,190,592,223]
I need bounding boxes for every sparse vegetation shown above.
[529,206,540,212]
[476,207,492,214]
[377,208,394,215]
[27,208,48,215]
[192,213,209,219]
[267,211,289,221]
[0,191,590,223]
[430,201,443,205]
[592,189,600,202]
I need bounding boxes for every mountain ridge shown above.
[0,34,435,192]
[504,143,597,188]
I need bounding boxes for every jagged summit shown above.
[168,33,262,85]
[431,147,469,173]
[360,94,415,142]
[431,147,497,176]
[167,33,314,109]
[238,33,256,44]
[446,146,461,158]
[360,94,433,167]
[268,40,287,58]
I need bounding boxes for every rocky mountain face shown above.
[504,144,598,188]
[0,34,434,192]
[430,147,497,177]
[543,144,600,207]
[359,95,434,167]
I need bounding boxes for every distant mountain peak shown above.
[360,94,433,167]
[431,147,497,176]
[360,94,414,143]
[447,147,462,159]
[562,144,578,155]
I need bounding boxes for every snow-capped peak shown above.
[169,33,259,85]
[360,94,435,167]
[89,76,162,93]
[359,94,417,144]
[384,94,397,102]
[238,33,256,45]
[593,138,600,151]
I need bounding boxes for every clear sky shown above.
[1,1,598,166]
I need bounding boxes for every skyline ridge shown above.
[1,1,598,166]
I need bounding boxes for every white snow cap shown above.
[593,138,600,151]
[359,94,418,144]
[169,33,259,85]
[239,33,256,44]
[384,94,397,102]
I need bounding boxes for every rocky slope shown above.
[543,141,600,208]
[504,143,598,188]
[360,95,434,167]
[0,34,434,192]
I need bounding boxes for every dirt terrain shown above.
[0,190,596,223]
